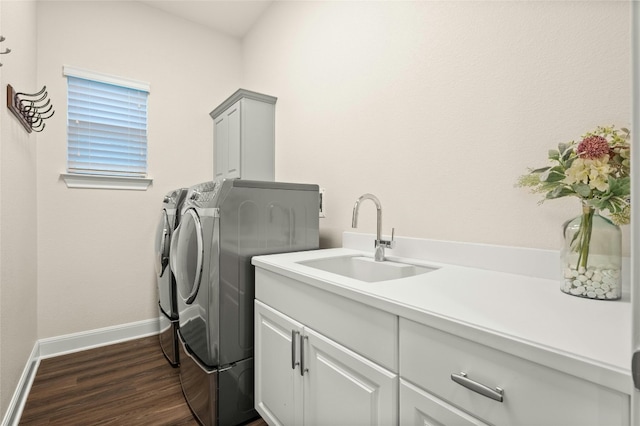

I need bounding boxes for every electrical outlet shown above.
[319,187,326,218]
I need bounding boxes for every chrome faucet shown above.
[352,193,395,262]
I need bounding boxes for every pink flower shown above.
[577,135,610,159]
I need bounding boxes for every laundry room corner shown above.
[34,1,243,341]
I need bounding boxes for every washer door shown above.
[170,208,203,305]
[155,209,170,277]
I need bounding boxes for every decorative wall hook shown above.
[7,84,55,133]
[0,36,11,67]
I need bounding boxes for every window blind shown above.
[66,73,149,178]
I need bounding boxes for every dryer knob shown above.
[190,191,201,201]
[163,196,171,203]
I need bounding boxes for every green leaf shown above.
[570,229,581,248]
[588,197,608,211]
[548,149,560,161]
[571,183,591,198]
[546,185,574,199]
[540,166,566,183]
[600,199,615,213]
[558,142,569,153]
[564,157,575,169]
[559,143,574,162]
[608,177,630,197]
[605,196,629,213]
[530,166,550,174]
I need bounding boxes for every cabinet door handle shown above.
[300,335,308,376]
[451,372,504,403]
[291,330,300,370]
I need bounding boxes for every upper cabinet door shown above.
[214,113,228,180]
[225,101,241,179]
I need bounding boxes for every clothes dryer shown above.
[170,179,319,426]
[155,187,187,366]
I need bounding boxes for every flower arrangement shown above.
[517,125,630,224]
[517,125,630,286]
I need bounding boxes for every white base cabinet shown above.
[255,300,397,426]
[400,318,630,426]
[252,255,630,426]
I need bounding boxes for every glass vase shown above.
[560,202,622,300]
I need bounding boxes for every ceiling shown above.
[140,1,274,39]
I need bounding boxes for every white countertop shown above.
[252,246,632,395]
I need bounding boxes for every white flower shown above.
[564,158,589,185]
[565,156,611,192]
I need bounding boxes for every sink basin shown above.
[298,255,436,283]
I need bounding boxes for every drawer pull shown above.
[451,372,504,403]
[291,330,300,370]
[300,335,309,376]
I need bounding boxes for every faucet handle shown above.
[379,228,396,249]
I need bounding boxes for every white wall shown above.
[242,1,632,252]
[0,0,38,416]
[36,1,242,338]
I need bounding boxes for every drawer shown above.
[400,379,489,426]
[399,318,629,426]
[255,268,398,371]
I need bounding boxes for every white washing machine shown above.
[155,187,187,366]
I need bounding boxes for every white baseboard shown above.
[1,343,40,426]
[38,318,160,359]
[1,318,160,426]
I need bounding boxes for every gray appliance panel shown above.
[159,306,179,366]
[177,179,319,368]
[157,188,187,319]
[179,335,217,426]
[216,183,319,365]
[178,335,257,426]
[175,179,319,425]
[176,208,216,367]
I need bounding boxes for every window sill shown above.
[60,173,153,191]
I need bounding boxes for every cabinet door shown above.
[213,100,240,179]
[303,327,397,426]
[225,100,241,178]
[213,113,227,179]
[255,301,303,426]
[400,379,489,426]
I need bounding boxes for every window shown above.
[62,66,152,190]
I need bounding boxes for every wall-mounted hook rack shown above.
[0,36,11,67]
[7,84,55,133]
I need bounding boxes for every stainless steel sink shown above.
[298,255,437,282]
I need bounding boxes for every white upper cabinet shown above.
[210,89,276,181]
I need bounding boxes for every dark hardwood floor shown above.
[19,335,267,426]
